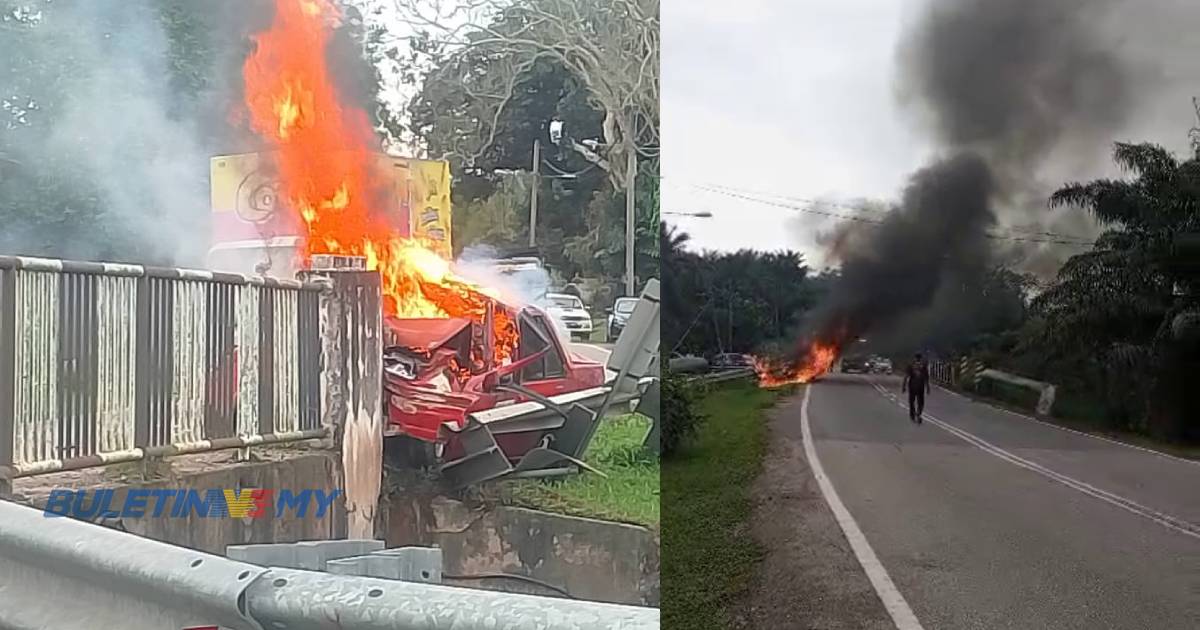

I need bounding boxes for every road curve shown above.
[798,373,1199,630]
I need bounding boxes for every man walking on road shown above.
[902,352,931,423]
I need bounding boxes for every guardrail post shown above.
[637,381,660,455]
[133,274,151,452]
[258,287,276,437]
[0,266,14,496]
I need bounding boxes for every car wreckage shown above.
[381,283,659,486]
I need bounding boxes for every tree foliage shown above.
[390,0,658,188]
[382,0,661,297]
[1001,140,1200,441]
[0,0,386,265]
[662,222,821,357]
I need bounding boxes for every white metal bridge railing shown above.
[0,255,327,482]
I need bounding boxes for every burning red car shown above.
[382,297,606,470]
[213,0,641,484]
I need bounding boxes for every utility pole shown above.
[625,142,637,296]
[529,138,540,248]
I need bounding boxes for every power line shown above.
[682,182,1097,247]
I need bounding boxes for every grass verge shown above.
[661,381,789,630]
[500,413,659,528]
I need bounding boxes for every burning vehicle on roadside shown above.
[752,342,839,387]
[205,0,657,486]
[380,292,611,472]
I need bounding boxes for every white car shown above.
[541,293,594,342]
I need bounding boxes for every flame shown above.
[753,342,839,387]
[243,0,517,363]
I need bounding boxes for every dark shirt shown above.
[906,360,929,390]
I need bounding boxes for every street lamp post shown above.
[529,138,540,248]
[625,144,636,296]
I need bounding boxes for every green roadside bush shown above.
[661,370,706,457]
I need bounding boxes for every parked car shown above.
[711,353,754,369]
[841,355,870,374]
[540,292,594,342]
[668,352,709,374]
[606,296,639,341]
[869,356,893,374]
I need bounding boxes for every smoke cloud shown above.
[455,244,554,307]
[813,153,995,342]
[0,1,256,265]
[455,244,581,343]
[0,0,379,268]
[807,0,1199,353]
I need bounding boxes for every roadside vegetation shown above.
[660,381,789,630]
[662,132,1200,450]
[948,139,1200,446]
[501,413,659,528]
[391,0,661,308]
[661,224,829,358]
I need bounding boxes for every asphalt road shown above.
[797,373,1200,630]
[569,342,613,366]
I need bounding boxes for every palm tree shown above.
[660,222,697,351]
[1039,141,1200,439]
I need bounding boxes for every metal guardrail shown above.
[686,367,757,385]
[928,358,984,389]
[0,256,328,481]
[930,360,953,386]
[0,499,659,629]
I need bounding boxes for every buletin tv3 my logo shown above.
[42,488,342,519]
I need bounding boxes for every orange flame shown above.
[753,343,838,387]
[242,0,516,362]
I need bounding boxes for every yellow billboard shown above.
[210,152,453,260]
[408,159,453,259]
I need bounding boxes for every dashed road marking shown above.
[932,384,1199,467]
[871,383,1200,541]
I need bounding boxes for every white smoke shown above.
[1,1,219,266]
[454,244,554,306]
[453,244,578,344]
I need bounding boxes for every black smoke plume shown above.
[805,0,1140,357]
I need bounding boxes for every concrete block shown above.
[226,539,385,570]
[326,546,443,583]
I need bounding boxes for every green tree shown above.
[390,0,658,191]
[373,0,660,296]
[661,223,818,357]
[1031,141,1200,440]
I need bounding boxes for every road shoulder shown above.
[730,390,893,630]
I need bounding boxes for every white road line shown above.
[933,384,1199,467]
[871,383,1200,541]
[801,386,926,630]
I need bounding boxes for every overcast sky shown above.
[662,0,931,265]
[662,0,1200,267]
